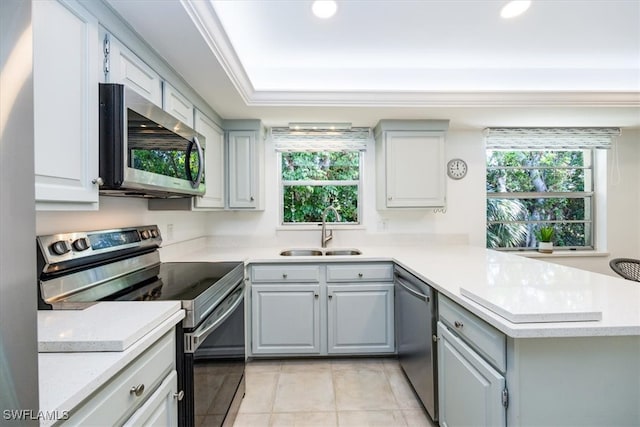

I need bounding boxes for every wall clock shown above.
[447,158,468,180]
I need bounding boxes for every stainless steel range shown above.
[36,225,245,427]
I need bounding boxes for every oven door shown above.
[182,282,245,427]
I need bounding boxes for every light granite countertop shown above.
[38,302,184,425]
[162,242,640,338]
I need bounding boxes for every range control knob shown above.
[72,238,90,252]
[150,229,159,238]
[140,230,151,240]
[50,240,70,256]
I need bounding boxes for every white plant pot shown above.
[538,241,553,254]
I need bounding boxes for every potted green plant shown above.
[535,225,555,253]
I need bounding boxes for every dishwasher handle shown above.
[395,274,430,302]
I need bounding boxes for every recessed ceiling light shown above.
[500,0,531,19]
[312,0,338,19]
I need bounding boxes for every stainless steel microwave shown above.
[98,83,205,198]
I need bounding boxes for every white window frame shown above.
[484,127,618,253]
[278,150,364,227]
[486,148,596,251]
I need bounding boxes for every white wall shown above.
[202,129,486,247]
[36,197,210,246]
[35,129,640,278]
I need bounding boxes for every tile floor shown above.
[233,358,438,427]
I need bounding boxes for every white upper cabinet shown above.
[33,0,101,210]
[375,120,449,209]
[193,110,224,209]
[163,83,194,128]
[106,34,162,107]
[226,120,264,210]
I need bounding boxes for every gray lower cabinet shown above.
[437,294,507,427]
[251,284,321,354]
[327,284,394,354]
[249,263,394,357]
[437,322,506,427]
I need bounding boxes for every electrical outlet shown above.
[167,223,174,240]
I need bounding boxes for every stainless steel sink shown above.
[324,249,362,256]
[279,248,362,256]
[279,249,323,256]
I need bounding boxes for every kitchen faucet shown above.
[321,206,341,248]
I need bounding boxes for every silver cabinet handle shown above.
[130,384,145,397]
[173,390,185,401]
[454,321,464,329]
[92,177,104,185]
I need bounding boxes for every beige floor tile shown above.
[331,358,385,372]
[246,359,283,373]
[386,369,423,410]
[281,358,332,373]
[239,372,279,413]
[401,409,437,427]
[337,410,407,427]
[273,371,336,412]
[270,411,338,427]
[334,369,398,411]
[233,412,271,427]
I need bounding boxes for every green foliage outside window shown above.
[281,151,360,223]
[486,150,592,249]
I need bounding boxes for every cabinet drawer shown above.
[439,295,506,372]
[251,265,320,283]
[66,330,175,426]
[326,263,393,282]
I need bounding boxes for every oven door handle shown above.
[184,283,244,353]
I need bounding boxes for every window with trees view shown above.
[280,151,361,224]
[486,149,594,250]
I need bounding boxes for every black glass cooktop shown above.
[109,262,243,302]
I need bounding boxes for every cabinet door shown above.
[108,35,162,107]
[437,322,506,427]
[228,130,257,208]
[193,111,224,209]
[327,284,394,354]
[162,83,194,128]
[123,370,178,427]
[33,0,100,210]
[384,131,445,208]
[251,285,320,354]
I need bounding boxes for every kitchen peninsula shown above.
[162,241,640,426]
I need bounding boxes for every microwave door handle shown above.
[186,136,204,188]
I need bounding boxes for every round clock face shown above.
[447,158,468,180]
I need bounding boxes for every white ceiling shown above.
[106,0,640,129]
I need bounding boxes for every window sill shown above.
[276,224,366,232]
[512,250,610,258]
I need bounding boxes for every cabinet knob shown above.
[173,390,185,401]
[454,321,464,329]
[328,294,333,299]
[250,196,255,201]
[92,177,104,186]
[358,273,363,278]
[314,293,319,299]
[282,273,288,279]
[130,384,145,397]
[388,196,393,201]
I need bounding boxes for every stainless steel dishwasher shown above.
[394,265,438,422]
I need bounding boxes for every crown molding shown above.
[182,1,640,109]
[247,90,640,107]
